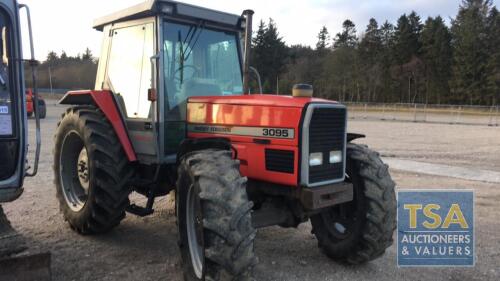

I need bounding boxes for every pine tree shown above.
[393,14,421,64]
[46,51,58,63]
[408,11,423,52]
[82,48,93,61]
[316,26,330,50]
[451,0,492,104]
[251,19,287,93]
[60,51,68,61]
[486,7,500,105]
[379,21,397,102]
[251,20,268,92]
[334,20,358,48]
[359,19,383,101]
[325,20,360,101]
[421,16,453,104]
[359,19,382,64]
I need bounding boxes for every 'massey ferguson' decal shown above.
[188,124,295,139]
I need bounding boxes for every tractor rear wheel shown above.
[54,106,133,234]
[177,149,257,281]
[37,99,46,119]
[310,143,396,264]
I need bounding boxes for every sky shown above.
[16,0,474,61]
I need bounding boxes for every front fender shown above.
[347,133,365,142]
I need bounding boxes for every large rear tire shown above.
[53,106,133,234]
[177,149,257,281]
[310,143,396,264]
[37,99,47,119]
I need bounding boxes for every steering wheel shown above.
[174,65,200,83]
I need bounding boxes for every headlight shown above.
[329,150,342,164]
[309,152,323,166]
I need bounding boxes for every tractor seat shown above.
[179,78,222,100]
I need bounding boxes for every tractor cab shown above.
[91,0,248,162]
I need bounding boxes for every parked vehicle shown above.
[26,88,46,119]
[0,1,49,279]
[54,1,396,280]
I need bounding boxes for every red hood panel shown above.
[188,94,338,108]
[186,94,340,187]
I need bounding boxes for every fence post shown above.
[363,103,368,119]
[496,106,499,126]
[488,106,495,126]
[381,104,386,120]
[413,103,418,122]
[423,104,428,122]
[450,106,455,124]
[455,106,462,124]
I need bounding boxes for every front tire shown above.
[177,149,257,281]
[53,106,133,234]
[310,143,396,264]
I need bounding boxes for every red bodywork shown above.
[187,95,338,187]
[60,90,339,187]
[59,90,137,161]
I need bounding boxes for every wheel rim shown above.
[77,148,90,192]
[186,184,204,279]
[322,175,357,239]
[322,204,356,239]
[59,131,89,212]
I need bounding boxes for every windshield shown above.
[163,21,243,117]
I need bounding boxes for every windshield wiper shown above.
[183,21,204,61]
[177,21,205,83]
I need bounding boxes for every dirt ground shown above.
[1,104,499,281]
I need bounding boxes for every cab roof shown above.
[93,0,244,31]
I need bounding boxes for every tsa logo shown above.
[397,190,474,267]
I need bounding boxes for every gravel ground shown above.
[349,119,500,171]
[1,104,499,281]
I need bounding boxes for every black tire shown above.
[177,149,257,281]
[37,99,46,119]
[53,106,133,234]
[0,205,13,234]
[311,143,396,264]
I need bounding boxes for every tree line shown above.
[25,48,97,90]
[251,0,500,105]
[26,0,499,106]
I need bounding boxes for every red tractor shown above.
[26,88,46,119]
[54,1,396,280]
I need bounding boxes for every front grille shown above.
[265,149,294,174]
[308,106,346,184]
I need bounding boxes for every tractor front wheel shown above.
[177,149,257,281]
[310,143,396,264]
[54,106,133,234]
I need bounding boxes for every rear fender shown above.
[59,90,137,162]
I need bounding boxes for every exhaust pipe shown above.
[242,9,254,94]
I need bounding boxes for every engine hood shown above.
[188,94,339,108]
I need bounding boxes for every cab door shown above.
[104,19,157,163]
[0,0,26,201]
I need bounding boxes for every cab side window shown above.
[106,23,154,119]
